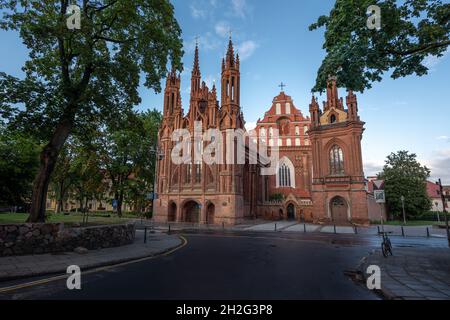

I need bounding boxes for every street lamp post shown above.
[437,179,450,247]
[150,140,164,220]
[401,195,406,225]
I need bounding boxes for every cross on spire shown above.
[279,82,287,92]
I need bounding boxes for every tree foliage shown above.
[0,0,183,221]
[0,127,40,206]
[97,109,161,216]
[309,0,450,92]
[378,150,431,218]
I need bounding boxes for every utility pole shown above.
[437,179,450,247]
[401,195,406,225]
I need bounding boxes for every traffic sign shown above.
[374,190,386,203]
[373,180,385,190]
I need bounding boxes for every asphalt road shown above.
[0,231,384,300]
[0,231,446,300]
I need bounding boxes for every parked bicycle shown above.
[379,231,393,257]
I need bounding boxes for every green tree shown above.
[309,0,450,92]
[0,127,40,207]
[50,139,77,213]
[378,150,432,219]
[69,141,105,214]
[0,0,183,222]
[124,109,162,214]
[97,110,158,217]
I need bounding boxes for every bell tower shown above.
[163,68,181,118]
[308,77,368,225]
[220,37,243,130]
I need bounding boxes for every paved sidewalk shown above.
[358,247,450,300]
[137,219,448,239]
[0,231,182,282]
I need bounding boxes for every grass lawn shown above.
[371,220,444,226]
[0,212,132,227]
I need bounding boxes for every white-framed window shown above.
[295,126,300,135]
[305,139,310,146]
[260,127,266,137]
[269,139,274,147]
[269,127,273,137]
[304,126,308,135]
[278,139,282,147]
[286,138,292,146]
[295,138,301,146]
[286,103,291,114]
[276,103,281,115]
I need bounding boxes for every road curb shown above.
[0,235,186,285]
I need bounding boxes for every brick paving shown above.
[358,247,450,300]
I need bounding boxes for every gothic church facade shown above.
[153,39,369,225]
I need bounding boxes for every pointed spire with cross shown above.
[279,82,287,92]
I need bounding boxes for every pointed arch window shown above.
[330,114,337,124]
[277,157,295,188]
[278,164,291,187]
[330,145,344,175]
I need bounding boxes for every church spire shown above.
[226,36,235,68]
[192,40,200,76]
[191,40,201,93]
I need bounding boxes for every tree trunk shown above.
[28,119,73,222]
[117,191,124,217]
[56,199,63,214]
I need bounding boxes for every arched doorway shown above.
[168,202,177,222]
[183,201,200,223]
[206,203,215,224]
[330,196,349,223]
[287,204,295,220]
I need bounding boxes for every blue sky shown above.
[1,0,449,183]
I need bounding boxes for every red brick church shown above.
[153,38,369,225]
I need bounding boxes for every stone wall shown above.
[0,223,135,257]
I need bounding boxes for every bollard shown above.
[334,225,337,234]
[401,226,405,237]
[275,223,277,232]
[168,224,171,234]
[304,223,306,233]
[144,227,147,244]
[222,222,225,230]
[377,226,380,234]
[426,227,430,238]
[354,226,358,235]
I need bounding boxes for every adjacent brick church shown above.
[153,38,369,225]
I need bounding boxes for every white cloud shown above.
[190,4,206,19]
[424,149,450,184]
[184,34,221,53]
[364,160,383,177]
[436,135,450,142]
[245,121,257,132]
[215,21,230,38]
[393,100,408,106]
[231,0,247,18]
[237,40,258,60]
[423,48,450,71]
